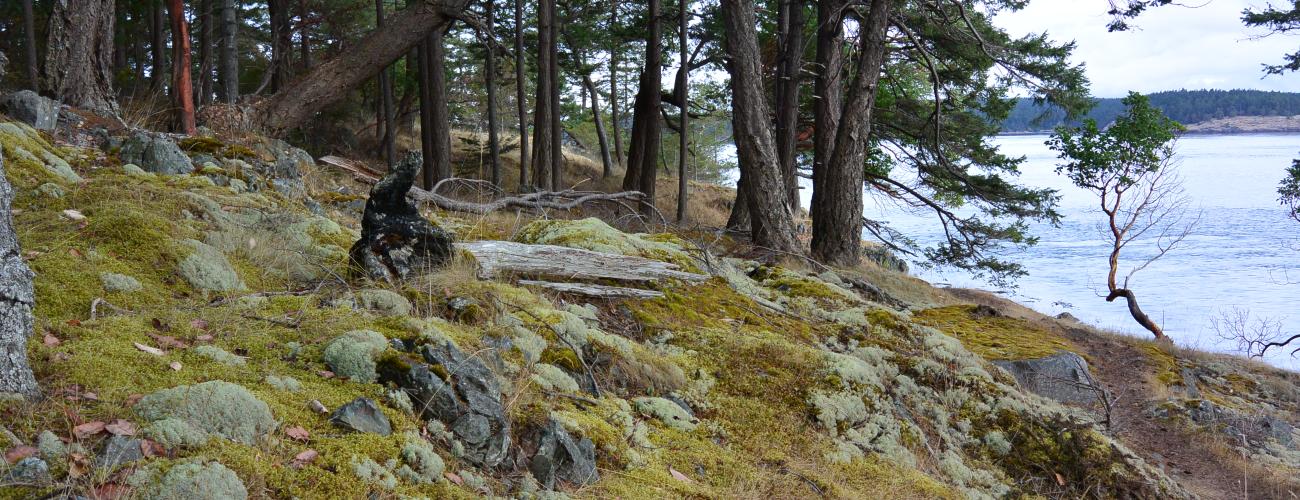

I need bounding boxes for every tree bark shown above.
[530,0,556,189]
[254,0,469,135]
[23,0,40,91]
[624,0,663,217]
[428,27,453,184]
[485,0,501,185]
[609,3,624,167]
[811,0,890,266]
[1106,289,1166,339]
[721,0,800,254]
[676,0,689,222]
[548,6,562,191]
[150,0,167,92]
[810,0,844,260]
[197,0,215,105]
[582,74,614,178]
[377,0,396,166]
[513,0,529,189]
[0,150,41,400]
[45,0,118,112]
[218,0,238,103]
[167,0,196,134]
[299,0,313,70]
[418,40,436,187]
[774,0,807,211]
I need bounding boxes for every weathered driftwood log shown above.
[517,280,666,299]
[457,240,708,283]
[0,147,41,399]
[349,152,454,281]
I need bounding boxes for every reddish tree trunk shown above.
[167,0,196,134]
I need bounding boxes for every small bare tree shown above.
[1049,92,1200,340]
[1212,307,1298,358]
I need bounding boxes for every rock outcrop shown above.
[1,91,60,131]
[993,351,1101,405]
[0,149,39,399]
[119,132,193,175]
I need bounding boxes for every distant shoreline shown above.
[1002,115,1300,136]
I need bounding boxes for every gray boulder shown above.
[383,341,511,467]
[0,152,40,399]
[993,351,1100,405]
[120,132,193,175]
[528,419,598,490]
[97,435,145,470]
[2,90,60,131]
[329,397,392,435]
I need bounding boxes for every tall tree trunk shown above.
[624,0,662,217]
[45,0,118,112]
[513,0,529,189]
[132,11,147,91]
[0,154,40,401]
[548,5,562,191]
[270,0,292,92]
[198,0,214,105]
[811,0,891,265]
[254,0,469,135]
[23,0,40,91]
[299,0,312,70]
[376,0,396,165]
[485,0,502,185]
[428,27,453,183]
[167,0,196,134]
[720,0,800,254]
[676,0,689,222]
[418,40,435,186]
[582,74,614,178]
[811,0,844,256]
[114,9,129,87]
[774,0,806,211]
[609,3,623,167]
[218,0,238,103]
[151,0,167,92]
[530,0,555,189]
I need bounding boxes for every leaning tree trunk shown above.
[0,151,41,400]
[45,0,118,112]
[168,0,197,134]
[1106,289,1166,339]
[624,0,663,217]
[530,0,556,189]
[582,74,614,179]
[811,0,890,266]
[721,0,800,254]
[774,0,807,212]
[254,0,471,135]
[218,0,238,103]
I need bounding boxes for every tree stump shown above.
[348,151,453,281]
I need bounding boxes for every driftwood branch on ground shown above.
[517,280,666,299]
[457,240,708,283]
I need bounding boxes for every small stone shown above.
[308,400,329,414]
[2,457,51,485]
[123,163,151,177]
[329,398,392,435]
[96,435,144,471]
[528,419,599,490]
[633,397,700,431]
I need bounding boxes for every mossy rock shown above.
[177,239,246,292]
[100,272,143,293]
[133,381,275,445]
[914,305,1075,361]
[632,397,699,431]
[323,330,390,383]
[0,121,82,184]
[514,217,695,269]
[128,459,248,500]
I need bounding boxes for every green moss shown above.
[178,136,257,160]
[514,217,696,271]
[914,305,1075,361]
[1137,341,1182,387]
[194,345,246,366]
[0,121,81,185]
[128,459,249,500]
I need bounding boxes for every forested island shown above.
[1001,89,1300,133]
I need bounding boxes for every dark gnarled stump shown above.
[348,152,453,281]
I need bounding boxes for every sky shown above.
[992,0,1300,97]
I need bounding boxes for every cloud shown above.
[993,0,1300,97]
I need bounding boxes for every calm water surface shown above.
[854,134,1300,370]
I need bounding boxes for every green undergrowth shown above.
[914,305,1077,361]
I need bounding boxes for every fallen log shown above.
[457,240,708,283]
[517,280,666,299]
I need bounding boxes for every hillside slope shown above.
[0,114,1296,499]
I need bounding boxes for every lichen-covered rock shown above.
[119,132,193,175]
[129,460,248,500]
[1,90,60,131]
[100,272,143,293]
[342,289,412,317]
[0,121,82,184]
[515,217,692,268]
[2,457,50,485]
[36,431,65,460]
[322,330,389,383]
[122,163,153,177]
[194,345,245,366]
[530,363,580,394]
[264,375,302,392]
[348,152,454,281]
[0,151,39,400]
[396,431,445,484]
[133,381,275,445]
[329,397,392,435]
[528,418,599,490]
[633,397,699,431]
[178,239,245,292]
[35,182,64,198]
[381,341,512,467]
[96,435,144,470]
[183,191,349,283]
[993,351,1100,405]
[145,417,210,448]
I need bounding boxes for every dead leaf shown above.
[73,421,107,439]
[105,419,136,436]
[444,471,463,485]
[290,449,318,469]
[150,318,171,332]
[1054,472,1066,486]
[5,446,38,464]
[67,453,90,478]
[168,361,182,371]
[133,342,164,356]
[68,248,82,258]
[285,426,310,442]
[190,319,209,331]
[669,467,694,484]
[43,333,61,347]
[195,334,214,342]
[141,439,164,457]
[146,332,188,349]
[317,370,335,379]
[124,393,144,407]
[91,483,130,500]
[66,319,81,327]
[62,209,86,221]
